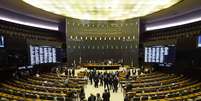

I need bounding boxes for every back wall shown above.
[66,18,140,66]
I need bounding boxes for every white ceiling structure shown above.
[0,0,201,31]
[22,0,181,20]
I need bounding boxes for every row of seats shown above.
[121,71,201,101]
[0,72,87,101]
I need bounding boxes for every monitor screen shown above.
[0,35,4,48]
[144,45,176,65]
[198,35,201,47]
[30,45,59,65]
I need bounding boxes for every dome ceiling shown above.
[0,0,201,31]
[22,0,181,20]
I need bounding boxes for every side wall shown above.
[143,21,201,79]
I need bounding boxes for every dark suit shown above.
[88,95,96,101]
[102,92,110,101]
[124,95,129,101]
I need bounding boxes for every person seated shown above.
[64,78,69,86]
[194,96,201,101]
[125,83,133,92]
[36,73,40,77]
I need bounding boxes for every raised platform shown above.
[83,64,121,70]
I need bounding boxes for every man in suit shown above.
[94,74,99,88]
[72,68,75,77]
[102,89,110,101]
[113,76,119,92]
[104,74,109,90]
[88,93,96,101]
[124,94,129,101]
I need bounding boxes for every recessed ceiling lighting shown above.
[22,0,182,20]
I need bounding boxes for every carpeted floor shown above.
[84,80,124,101]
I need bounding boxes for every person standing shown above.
[88,93,96,101]
[89,71,93,85]
[79,87,85,100]
[102,89,110,101]
[96,93,102,101]
[94,74,99,88]
[108,74,113,90]
[124,94,129,101]
[72,68,75,77]
[104,74,109,90]
[65,69,69,76]
[69,69,72,77]
[113,76,119,92]
[99,73,104,86]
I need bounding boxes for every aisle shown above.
[84,82,124,101]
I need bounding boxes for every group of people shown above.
[88,69,120,92]
[55,67,75,77]
[88,89,110,101]
[65,68,75,77]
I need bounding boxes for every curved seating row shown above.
[121,71,201,101]
[0,73,87,101]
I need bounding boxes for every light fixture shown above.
[22,0,181,20]
[146,16,201,31]
[0,15,58,30]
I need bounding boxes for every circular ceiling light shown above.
[22,0,182,20]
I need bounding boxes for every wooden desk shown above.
[83,64,121,70]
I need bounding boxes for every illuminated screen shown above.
[30,45,58,65]
[198,35,201,47]
[144,45,175,65]
[0,35,4,48]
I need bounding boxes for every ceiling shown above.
[142,0,201,23]
[22,0,181,20]
[0,0,64,23]
[0,0,201,25]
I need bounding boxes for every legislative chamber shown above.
[0,0,201,101]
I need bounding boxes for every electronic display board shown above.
[144,45,175,64]
[30,45,58,65]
